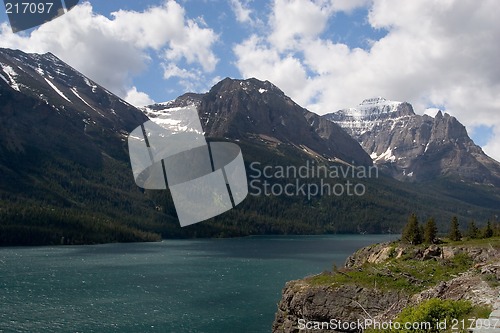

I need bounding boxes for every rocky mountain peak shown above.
[324,98,500,185]
[336,97,413,118]
[360,96,388,105]
[325,99,415,138]
[209,77,284,98]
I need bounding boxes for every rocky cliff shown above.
[273,240,500,332]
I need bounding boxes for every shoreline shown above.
[0,232,400,248]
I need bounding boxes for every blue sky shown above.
[0,0,499,160]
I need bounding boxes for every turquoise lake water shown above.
[0,235,396,333]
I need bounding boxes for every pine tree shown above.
[402,213,422,245]
[448,216,462,241]
[423,217,438,244]
[482,221,494,239]
[466,220,479,239]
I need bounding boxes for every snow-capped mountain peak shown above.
[324,98,414,138]
[338,97,404,118]
[324,98,500,185]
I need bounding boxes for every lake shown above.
[0,235,396,333]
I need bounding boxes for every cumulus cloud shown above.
[0,1,218,98]
[233,0,500,161]
[234,35,313,105]
[269,0,332,50]
[162,63,208,92]
[124,86,155,107]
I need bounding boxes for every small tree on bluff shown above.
[482,221,494,239]
[448,216,462,241]
[402,213,422,245]
[466,220,479,239]
[423,217,438,244]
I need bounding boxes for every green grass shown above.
[307,252,474,294]
[308,236,500,293]
[365,298,492,333]
[470,304,493,320]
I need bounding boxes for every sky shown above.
[0,0,499,161]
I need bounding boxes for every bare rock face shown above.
[324,98,500,185]
[440,245,500,262]
[272,280,409,333]
[414,266,499,307]
[422,244,442,260]
[345,242,402,267]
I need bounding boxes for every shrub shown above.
[377,299,473,333]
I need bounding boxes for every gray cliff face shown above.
[324,98,500,185]
[272,243,500,333]
[273,281,408,333]
[143,78,373,166]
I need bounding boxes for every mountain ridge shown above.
[143,77,373,166]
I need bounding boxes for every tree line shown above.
[401,213,499,245]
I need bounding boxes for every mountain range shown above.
[1,48,499,245]
[143,78,371,166]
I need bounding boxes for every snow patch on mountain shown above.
[325,98,413,137]
[335,97,402,118]
[70,87,98,112]
[44,78,71,103]
[82,77,98,93]
[0,63,20,91]
[337,97,402,116]
[35,67,45,76]
[143,105,204,135]
[371,147,396,163]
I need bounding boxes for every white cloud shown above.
[484,129,500,162]
[163,19,218,72]
[163,63,198,80]
[424,108,441,118]
[269,0,332,51]
[230,0,253,24]
[162,63,215,92]
[329,0,371,12]
[0,1,218,98]
[234,35,313,105]
[233,0,500,161]
[124,86,155,107]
